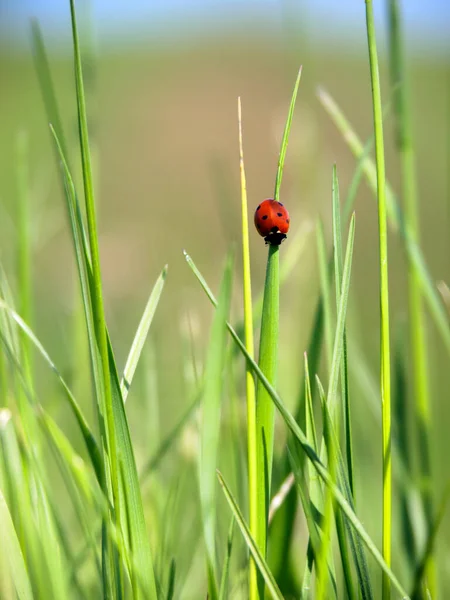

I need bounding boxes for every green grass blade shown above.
[0,485,33,600]
[184,250,409,598]
[69,0,120,525]
[237,97,259,600]
[199,253,233,600]
[387,0,434,592]
[274,66,302,201]
[255,243,279,562]
[332,166,354,498]
[120,265,168,401]
[217,472,284,600]
[365,3,393,596]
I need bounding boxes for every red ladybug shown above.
[254,199,290,245]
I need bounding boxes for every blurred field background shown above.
[1,0,450,597]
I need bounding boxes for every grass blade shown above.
[120,265,168,401]
[237,97,259,600]
[274,66,302,201]
[365,3,393,596]
[217,472,284,600]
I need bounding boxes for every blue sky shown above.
[1,0,449,55]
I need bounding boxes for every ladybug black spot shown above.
[277,212,282,217]
[262,215,268,220]
[256,205,261,210]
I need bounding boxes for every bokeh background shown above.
[1,0,450,596]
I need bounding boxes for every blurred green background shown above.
[1,0,450,596]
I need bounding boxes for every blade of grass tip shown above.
[332,166,354,499]
[273,66,302,201]
[199,253,234,600]
[316,219,333,374]
[317,87,450,356]
[217,472,284,600]
[15,131,33,386]
[184,249,409,598]
[365,3,393,597]
[387,0,434,593]
[218,519,235,600]
[0,485,33,600]
[120,265,168,401]
[237,96,259,600]
[31,19,69,159]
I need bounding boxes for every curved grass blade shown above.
[121,266,168,401]
[184,246,409,598]
[217,472,283,600]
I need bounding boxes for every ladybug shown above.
[254,199,290,245]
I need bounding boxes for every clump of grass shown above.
[0,0,447,598]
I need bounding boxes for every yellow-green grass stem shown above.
[387,0,434,593]
[238,98,259,600]
[365,2,392,597]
